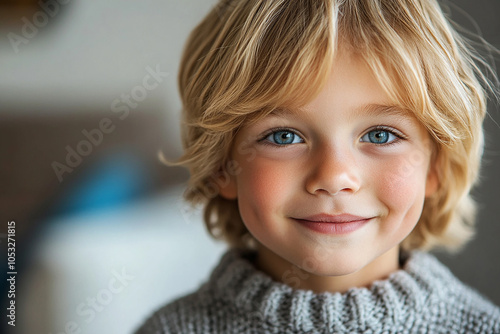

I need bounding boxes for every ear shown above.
[425,154,439,198]
[216,169,238,200]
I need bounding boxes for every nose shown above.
[305,144,361,196]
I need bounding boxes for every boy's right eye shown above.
[262,129,305,146]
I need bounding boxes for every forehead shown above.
[271,50,414,120]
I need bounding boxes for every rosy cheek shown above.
[376,155,427,222]
[235,157,291,243]
[239,158,287,211]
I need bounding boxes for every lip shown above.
[293,213,373,235]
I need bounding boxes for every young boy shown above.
[136,0,500,332]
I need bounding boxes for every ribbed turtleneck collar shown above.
[206,249,458,333]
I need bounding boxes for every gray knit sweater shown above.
[135,249,500,333]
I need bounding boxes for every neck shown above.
[255,245,400,293]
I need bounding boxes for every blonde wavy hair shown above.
[166,0,497,252]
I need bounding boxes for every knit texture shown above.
[135,249,500,333]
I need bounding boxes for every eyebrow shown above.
[270,104,412,120]
[357,104,411,117]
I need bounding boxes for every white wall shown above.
[0,0,214,113]
[17,186,226,334]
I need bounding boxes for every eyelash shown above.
[257,126,407,147]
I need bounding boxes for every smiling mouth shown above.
[295,213,372,223]
[292,214,373,234]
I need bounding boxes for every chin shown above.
[308,263,364,277]
[292,252,368,277]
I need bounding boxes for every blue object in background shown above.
[49,150,150,220]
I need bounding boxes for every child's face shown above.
[220,50,438,288]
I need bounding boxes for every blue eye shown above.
[360,129,398,144]
[265,130,304,145]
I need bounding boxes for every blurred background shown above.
[0,0,499,333]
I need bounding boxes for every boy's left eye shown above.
[360,129,399,144]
